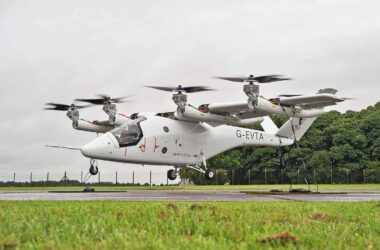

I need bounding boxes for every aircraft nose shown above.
[80,142,95,158]
[80,134,114,158]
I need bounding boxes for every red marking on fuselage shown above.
[139,138,146,152]
[154,137,160,152]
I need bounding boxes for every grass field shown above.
[0,201,379,250]
[0,184,379,193]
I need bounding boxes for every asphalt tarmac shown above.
[0,191,380,201]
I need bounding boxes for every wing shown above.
[205,102,268,118]
[272,94,346,109]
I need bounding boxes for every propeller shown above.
[317,88,338,95]
[44,103,91,111]
[75,95,130,105]
[145,85,214,93]
[215,74,291,84]
[278,94,302,98]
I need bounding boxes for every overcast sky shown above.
[1,0,379,183]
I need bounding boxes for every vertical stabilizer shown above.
[276,117,317,141]
[261,116,279,134]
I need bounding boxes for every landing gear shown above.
[82,159,99,192]
[89,159,99,175]
[205,169,215,180]
[167,169,178,180]
[186,164,216,180]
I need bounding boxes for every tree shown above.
[181,102,380,184]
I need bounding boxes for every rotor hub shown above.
[103,102,117,124]
[66,108,80,127]
[243,84,260,110]
[172,92,187,113]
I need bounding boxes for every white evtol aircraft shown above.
[46,74,349,180]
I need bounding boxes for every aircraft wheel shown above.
[205,169,215,180]
[167,169,177,180]
[89,165,99,175]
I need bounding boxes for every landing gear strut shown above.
[82,159,99,192]
[187,164,216,180]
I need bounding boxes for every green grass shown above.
[0,201,379,249]
[0,184,379,193]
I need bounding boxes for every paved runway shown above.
[0,191,380,201]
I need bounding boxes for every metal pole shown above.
[47,172,49,182]
[13,172,16,183]
[98,171,100,184]
[231,170,234,185]
[265,168,267,185]
[363,168,366,184]
[30,172,33,183]
[297,168,300,184]
[248,169,251,185]
[215,169,218,185]
[252,169,254,184]
[115,171,118,185]
[132,171,135,184]
[149,170,152,188]
[330,160,333,184]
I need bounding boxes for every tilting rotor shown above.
[215,74,291,110]
[146,85,213,113]
[75,95,129,124]
[44,103,92,126]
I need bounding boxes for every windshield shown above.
[111,119,144,147]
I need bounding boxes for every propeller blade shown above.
[44,103,91,111]
[317,88,338,95]
[215,74,291,83]
[75,98,106,105]
[214,76,246,82]
[44,103,70,111]
[76,95,130,105]
[145,85,214,93]
[181,86,214,93]
[254,75,291,83]
[278,94,302,98]
[145,86,175,92]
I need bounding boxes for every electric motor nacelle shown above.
[73,120,114,133]
[208,98,326,119]
[259,98,327,117]
[175,105,264,126]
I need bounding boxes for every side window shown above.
[111,120,144,147]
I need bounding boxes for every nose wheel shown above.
[89,159,99,175]
[167,169,178,180]
[81,159,99,192]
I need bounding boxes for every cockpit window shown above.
[111,118,145,147]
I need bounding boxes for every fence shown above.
[0,170,177,186]
[223,167,380,185]
[1,167,379,186]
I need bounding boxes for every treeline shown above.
[181,102,380,184]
